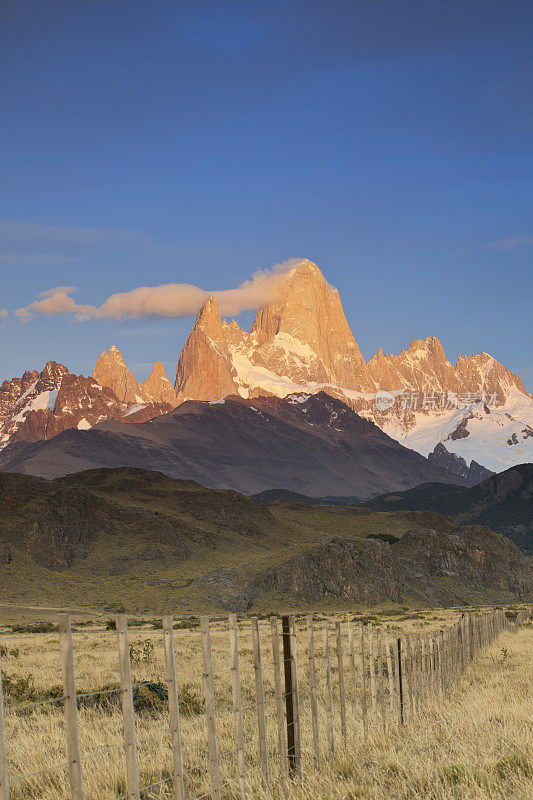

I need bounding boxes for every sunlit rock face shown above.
[0,357,175,448]
[94,346,177,406]
[173,259,531,473]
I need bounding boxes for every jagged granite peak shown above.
[250,259,373,389]
[367,335,457,392]
[94,345,177,406]
[175,296,237,401]
[0,360,176,450]
[142,360,177,406]
[93,345,140,403]
[454,350,527,399]
[428,442,494,483]
[176,260,374,402]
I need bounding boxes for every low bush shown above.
[9,622,56,634]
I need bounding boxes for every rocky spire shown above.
[93,346,140,403]
[175,297,238,401]
[142,361,177,406]
[250,259,374,390]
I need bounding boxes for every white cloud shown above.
[14,259,303,322]
[486,234,533,251]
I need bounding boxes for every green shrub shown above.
[9,622,56,634]
[367,533,400,544]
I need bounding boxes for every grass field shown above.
[1,606,531,799]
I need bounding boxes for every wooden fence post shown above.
[333,622,346,748]
[411,633,419,714]
[251,618,270,789]
[270,617,288,782]
[377,628,386,730]
[322,621,335,756]
[420,635,427,704]
[162,616,185,800]
[397,638,405,725]
[289,617,302,779]
[393,634,401,722]
[116,614,140,800]
[58,614,84,800]
[404,633,413,716]
[384,630,395,725]
[200,617,221,800]
[368,624,377,726]
[358,623,368,734]
[437,632,444,697]
[228,615,246,800]
[0,647,9,800]
[306,616,320,767]
[281,617,297,777]
[348,621,358,735]
[429,636,436,697]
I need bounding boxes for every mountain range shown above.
[1,259,531,480]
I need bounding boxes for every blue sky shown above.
[1,0,532,388]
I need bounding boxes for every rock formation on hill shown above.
[1,467,531,611]
[202,525,532,612]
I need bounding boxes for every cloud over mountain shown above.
[14,259,300,322]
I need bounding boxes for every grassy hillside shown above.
[0,468,529,616]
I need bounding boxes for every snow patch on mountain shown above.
[382,388,533,472]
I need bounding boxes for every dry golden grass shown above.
[1,609,531,800]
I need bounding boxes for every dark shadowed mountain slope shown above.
[363,463,533,553]
[0,392,469,499]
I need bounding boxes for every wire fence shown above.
[0,606,529,800]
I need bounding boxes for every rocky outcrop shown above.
[202,527,532,611]
[428,443,494,482]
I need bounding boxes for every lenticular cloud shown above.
[15,259,301,322]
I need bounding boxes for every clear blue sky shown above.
[1,0,532,388]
